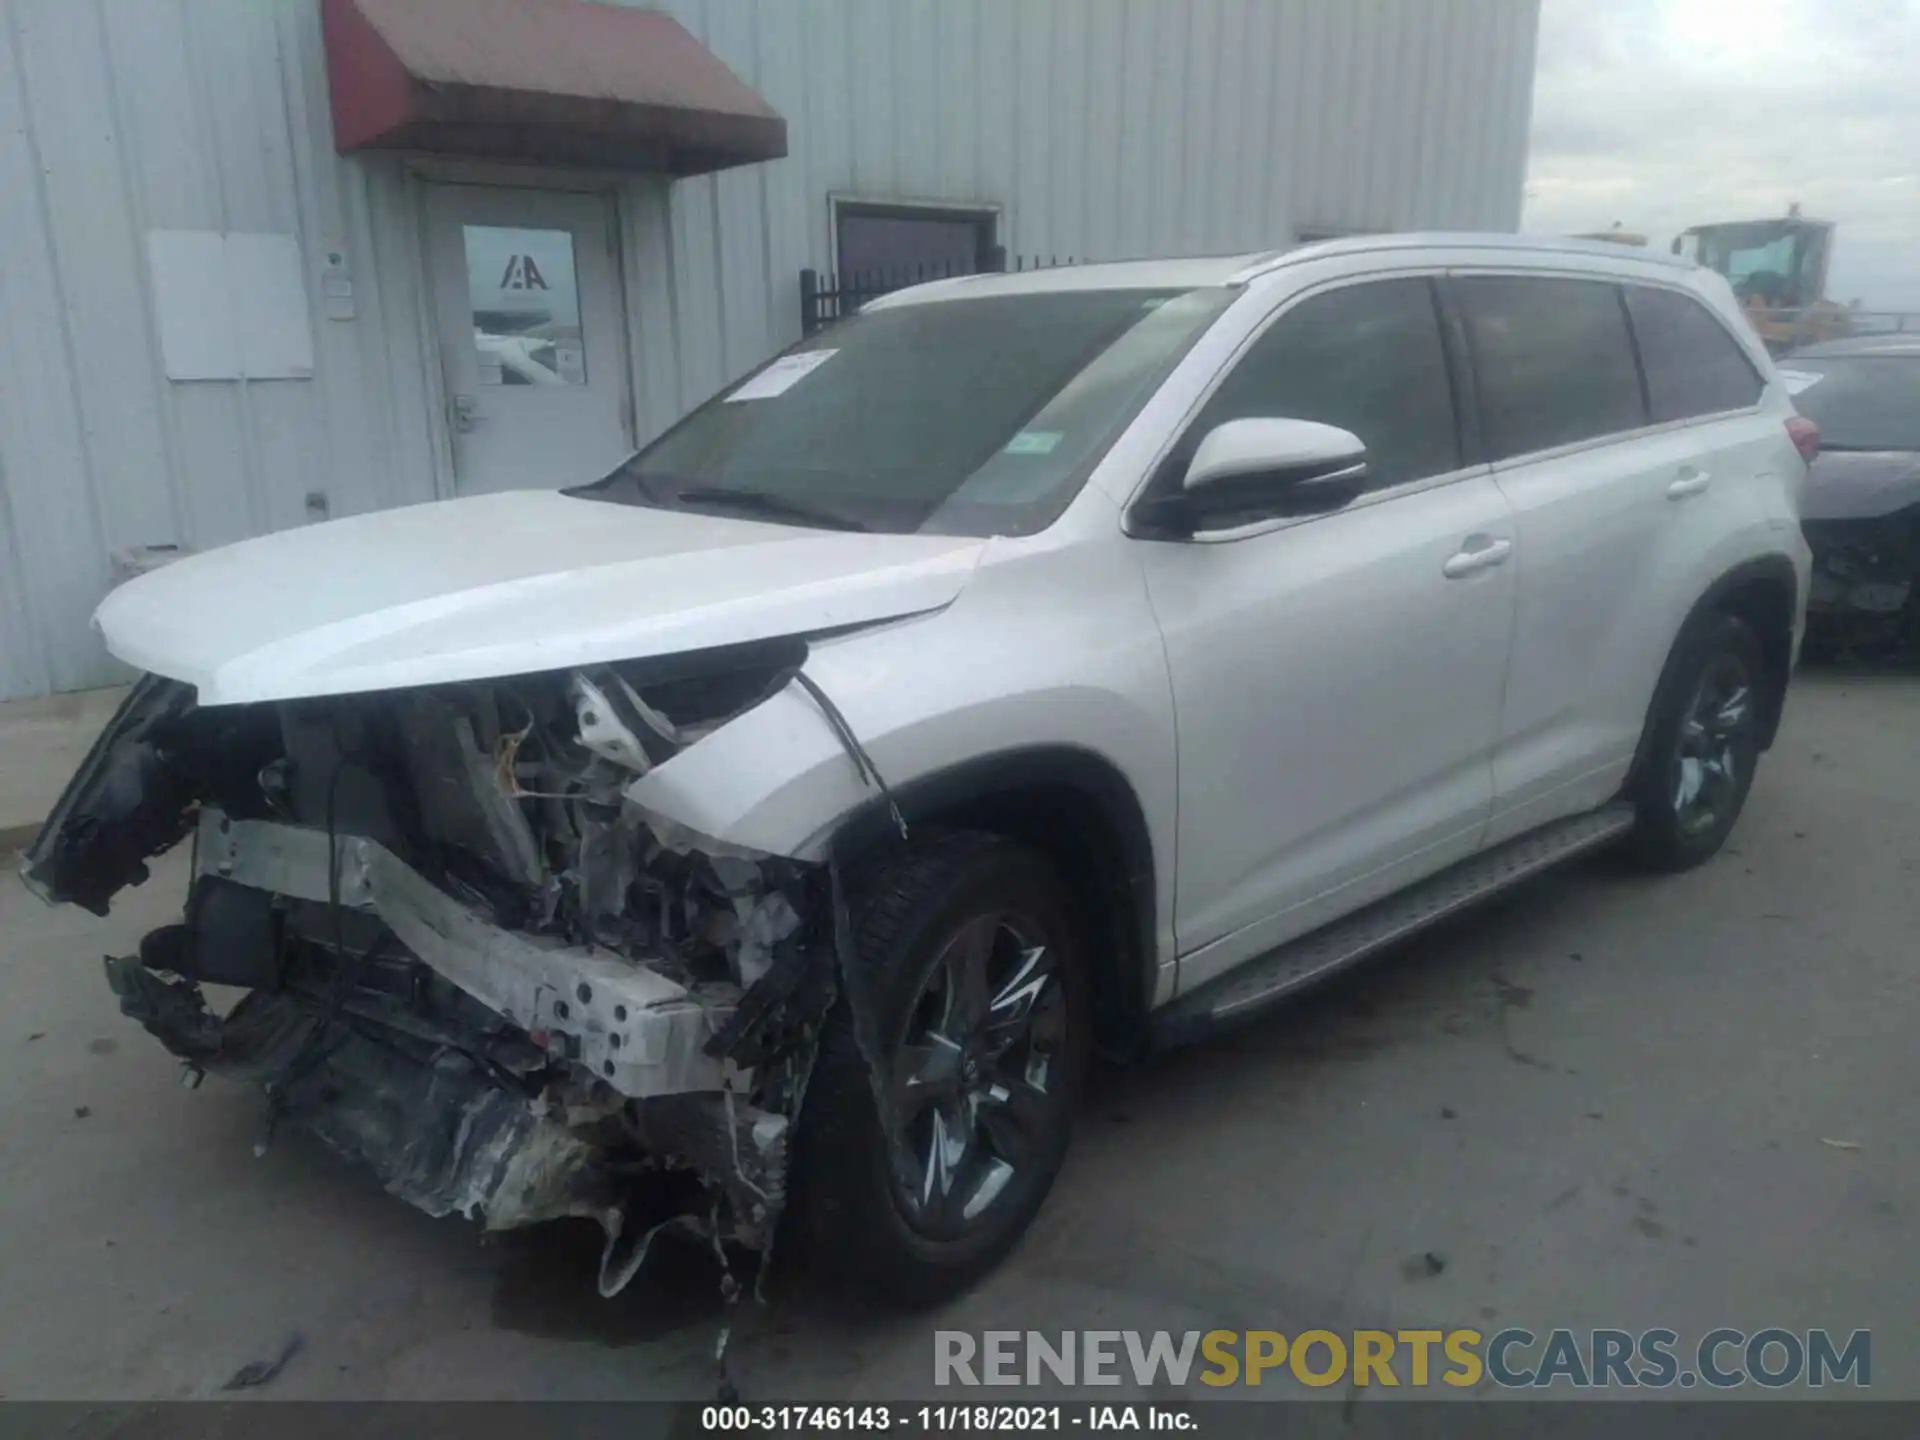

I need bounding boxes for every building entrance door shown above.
[424,184,632,496]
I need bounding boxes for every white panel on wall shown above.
[146,231,229,380]
[227,233,316,380]
[147,230,315,381]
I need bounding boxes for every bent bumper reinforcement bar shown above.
[192,810,741,1100]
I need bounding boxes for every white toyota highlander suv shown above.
[25,234,1813,1304]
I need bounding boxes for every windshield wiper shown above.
[673,486,870,532]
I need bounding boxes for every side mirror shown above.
[1140,418,1368,532]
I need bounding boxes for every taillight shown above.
[1786,415,1820,464]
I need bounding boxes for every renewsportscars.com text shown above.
[934,1328,1871,1390]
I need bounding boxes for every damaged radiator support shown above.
[114,807,834,1297]
[49,655,889,1329]
[194,812,735,1099]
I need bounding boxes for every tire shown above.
[788,831,1087,1307]
[1625,612,1766,871]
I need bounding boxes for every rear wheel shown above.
[790,833,1086,1306]
[1627,613,1765,871]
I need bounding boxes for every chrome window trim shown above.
[1448,266,1771,472]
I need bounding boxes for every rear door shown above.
[1458,272,1772,844]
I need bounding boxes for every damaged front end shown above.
[1803,503,1920,661]
[1802,451,1920,662]
[21,643,844,1295]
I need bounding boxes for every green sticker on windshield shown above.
[1004,430,1063,456]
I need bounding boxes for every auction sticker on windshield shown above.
[727,350,838,401]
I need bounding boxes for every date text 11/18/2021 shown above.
[701,1405,1195,1432]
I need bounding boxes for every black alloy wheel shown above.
[888,910,1069,1238]
[1628,612,1766,870]
[1669,649,1757,839]
[788,832,1086,1305]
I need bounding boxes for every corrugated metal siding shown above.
[0,0,1539,699]
[612,0,1541,439]
[0,0,440,699]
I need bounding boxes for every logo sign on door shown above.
[462,225,586,387]
[498,254,551,291]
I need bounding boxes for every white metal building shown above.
[0,0,1541,699]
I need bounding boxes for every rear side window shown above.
[1457,276,1647,460]
[1625,285,1763,421]
[1185,277,1459,491]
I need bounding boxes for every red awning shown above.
[321,0,787,176]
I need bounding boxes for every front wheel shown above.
[788,833,1086,1306]
[1626,612,1765,871]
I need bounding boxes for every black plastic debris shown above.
[222,1331,304,1391]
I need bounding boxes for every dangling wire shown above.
[791,671,908,841]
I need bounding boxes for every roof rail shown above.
[1228,231,1694,284]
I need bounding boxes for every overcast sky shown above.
[1522,0,1920,309]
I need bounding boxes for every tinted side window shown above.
[1187,278,1459,490]
[1457,276,1647,460]
[1625,285,1763,421]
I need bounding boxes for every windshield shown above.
[572,287,1234,536]
[1783,357,1920,451]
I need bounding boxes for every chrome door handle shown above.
[1442,535,1512,578]
[451,394,481,433]
[1667,469,1712,499]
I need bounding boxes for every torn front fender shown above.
[624,679,875,860]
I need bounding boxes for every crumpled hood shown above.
[96,491,987,705]
[1803,450,1920,522]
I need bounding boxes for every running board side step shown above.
[1150,802,1637,1049]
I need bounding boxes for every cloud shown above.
[1522,0,1920,307]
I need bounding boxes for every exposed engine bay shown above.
[22,639,875,1297]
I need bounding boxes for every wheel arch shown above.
[826,745,1159,1060]
[1633,553,1800,786]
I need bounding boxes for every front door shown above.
[1138,276,1517,995]
[425,184,632,496]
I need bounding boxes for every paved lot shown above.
[2,670,1917,1402]
[0,686,128,852]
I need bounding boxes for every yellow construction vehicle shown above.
[1672,209,1850,353]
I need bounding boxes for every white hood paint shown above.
[96,491,987,705]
